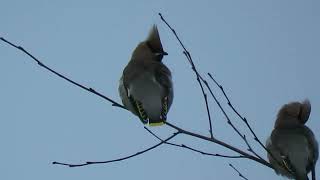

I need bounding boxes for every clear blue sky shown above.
[1,1,319,179]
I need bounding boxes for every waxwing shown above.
[119,25,173,126]
[266,99,318,180]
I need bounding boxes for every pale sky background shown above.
[0,1,319,179]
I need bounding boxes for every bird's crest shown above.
[275,99,311,128]
[146,25,165,54]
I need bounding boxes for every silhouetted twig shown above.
[0,36,178,168]
[52,132,179,167]
[207,73,290,173]
[208,73,268,153]
[0,37,125,109]
[158,14,266,162]
[158,13,214,139]
[145,127,245,159]
[165,122,272,168]
[229,163,249,180]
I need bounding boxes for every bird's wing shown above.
[300,126,319,172]
[154,63,173,97]
[121,62,149,124]
[153,63,173,122]
[270,129,296,174]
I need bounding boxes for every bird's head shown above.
[131,25,168,62]
[274,99,311,129]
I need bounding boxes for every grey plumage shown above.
[119,25,173,126]
[266,99,318,180]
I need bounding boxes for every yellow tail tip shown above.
[148,121,165,126]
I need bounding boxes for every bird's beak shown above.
[162,51,168,56]
[155,51,168,56]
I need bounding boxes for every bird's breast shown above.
[129,73,164,121]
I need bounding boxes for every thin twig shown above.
[165,122,272,168]
[145,127,244,159]
[143,127,181,147]
[207,73,269,150]
[203,79,265,161]
[207,73,287,169]
[159,13,214,139]
[198,72,266,160]
[0,37,125,109]
[52,132,179,167]
[0,37,182,168]
[158,14,265,162]
[229,163,249,180]
[180,144,245,159]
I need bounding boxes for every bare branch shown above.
[0,37,125,109]
[52,132,180,167]
[145,127,244,159]
[229,163,249,180]
[0,37,183,168]
[208,73,268,152]
[165,122,272,169]
[180,144,245,159]
[207,73,286,168]
[158,14,265,162]
[159,13,214,138]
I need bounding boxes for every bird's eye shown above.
[154,53,164,62]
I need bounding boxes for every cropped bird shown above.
[119,25,173,126]
[266,99,318,180]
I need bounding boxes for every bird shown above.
[118,25,173,126]
[266,99,318,180]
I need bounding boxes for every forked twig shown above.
[159,14,265,162]
[158,13,214,138]
[207,73,290,173]
[165,122,272,168]
[229,163,249,180]
[0,36,178,167]
[208,73,268,153]
[52,132,179,167]
[0,37,125,109]
[145,127,245,159]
